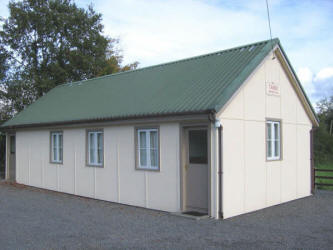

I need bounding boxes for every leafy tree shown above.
[97,54,139,77]
[316,96,333,133]
[0,43,9,81]
[314,96,333,164]
[0,0,137,121]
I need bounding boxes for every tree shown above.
[314,95,333,164]
[0,0,137,121]
[0,43,9,81]
[316,96,333,134]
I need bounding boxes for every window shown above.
[189,130,208,164]
[10,135,15,154]
[51,132,63,163]
[136,128,159,170]
[266,120,281,160]
[87,130,103,166]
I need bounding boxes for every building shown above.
[1,38,318,219]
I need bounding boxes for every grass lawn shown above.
[315,162,333,190]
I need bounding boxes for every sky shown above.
[0,0,332,105]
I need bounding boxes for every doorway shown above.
[7,135,16,181]
[183,127,209,214]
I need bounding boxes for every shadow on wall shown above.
[0,133,5,179]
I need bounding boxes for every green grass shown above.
[315,162,333,190]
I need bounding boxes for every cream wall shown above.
[219,52,313,219]
[15,123,180,213]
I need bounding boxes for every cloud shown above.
[75,0,333,71]
[297,67,314,96]
[315,67,333,81]
[298,67,313,84]
[297,67,333,104]
[92,0,271,66]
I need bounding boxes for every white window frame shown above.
[266,120,281,161]
[50,131,63,163]
[137,128,159,170]
[87,130,103,166]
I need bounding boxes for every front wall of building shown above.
[15,123,180,212]
[219,52,313,218]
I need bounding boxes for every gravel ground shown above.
[0,182,333,250]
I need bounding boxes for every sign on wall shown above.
[266,82,280,96]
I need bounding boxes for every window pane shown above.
[267,123,272,140]
[274,140,279,157]
[150,131,158,149]
[139,131,146,148]
[189,130,208,164]
[89,133,95,149]
[274,123,279,140]
[97,133,103,149]
[97,148,103,164]
[10,136,15,154]
[53,146,58,162]
[89,133,95,164]
[59,147,63,162]
[59,134,63,161]
[140,149,147,166]
[150,149,158,167]
[59,134,63,148]
[267,140,272,157]
[90,148,95,164]
[52,134,56,148]
[97,133,103,164]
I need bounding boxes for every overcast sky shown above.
[0,0,332,105]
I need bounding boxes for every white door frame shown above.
[179,123,211,216]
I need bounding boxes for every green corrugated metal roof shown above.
[2,38,313,128]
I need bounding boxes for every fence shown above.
[315,168,333,188]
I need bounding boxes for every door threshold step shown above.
[172,211,209,220]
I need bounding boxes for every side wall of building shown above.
[219,52,313,219]
[15,123,180,212]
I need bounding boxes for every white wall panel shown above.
[280,69,297,124]
[16,131,29,184]
[15,123,181,213]
[243,67,265,121]
[266,161,281,206]
[220,51,313,219]
[29,131,47,188]
[94,127,118,202]
[222,119,245,217]
[58,130,77,194]
[297,125,311,197]
[244,121,266,212]
[117,126,145,207]
[147,123,179,211]
[281,124,297,202]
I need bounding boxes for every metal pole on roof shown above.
[265,0,275,59]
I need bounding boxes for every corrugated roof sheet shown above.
[3,38,282,128]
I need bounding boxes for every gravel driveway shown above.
[0,182,332,249]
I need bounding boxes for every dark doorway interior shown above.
[182,211,208,217]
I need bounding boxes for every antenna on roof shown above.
[265,0,275,59]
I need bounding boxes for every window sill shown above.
[266,158,282,162]
[86,164,104,168]
[50,161,63,165]
[136,166,160,172]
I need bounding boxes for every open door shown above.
[184,128,208,214]
[7,134,16,181]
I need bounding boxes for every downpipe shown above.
[209,112,223,219]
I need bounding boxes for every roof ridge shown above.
[60,38,279,87]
